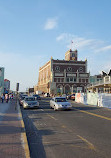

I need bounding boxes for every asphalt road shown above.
[21,97,111,158]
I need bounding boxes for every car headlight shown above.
[24,103,28,107]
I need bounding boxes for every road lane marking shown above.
[77,135,96,151]
[40,109,57,120]
[70,144,89,149]
[18,104,30,158]
[61,124,96,151]
[77,109,111,121]
[47,114,57,121]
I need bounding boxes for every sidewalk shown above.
[0,99,30,158]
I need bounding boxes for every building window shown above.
[58,78,60,82]
[74,78,76,82]
[70,77,73,82]
[62,78,64,82]
[72,53,75,57]
[66,78,69,82]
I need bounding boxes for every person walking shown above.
[5,94,9,103]
[1,94,4,103]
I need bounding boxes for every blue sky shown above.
[0,0,111,91]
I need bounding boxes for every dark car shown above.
[66,95,72,100]
[33,94,41,100]
[71,93,75,100]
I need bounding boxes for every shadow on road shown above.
[73,106,101,111]
[22,112,55,158]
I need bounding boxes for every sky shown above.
[0,0,111,91]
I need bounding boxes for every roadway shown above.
[21,97,111,158]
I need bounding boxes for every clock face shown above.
[67,67,72,72]
[55,66,60,71]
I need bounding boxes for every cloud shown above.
[56,33,111,75]
[56,33,106,52]
[56,33,67,41]
[44,17,58,30]
[95,45,111,53]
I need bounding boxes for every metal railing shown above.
[87,78,111,88]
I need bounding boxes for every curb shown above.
[17,102,30,158]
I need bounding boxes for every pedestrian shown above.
[1,94,4,103]
[5,94,9,103]
[11,94,13,100]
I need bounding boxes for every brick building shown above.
[4,79,10,93]
[35,49,89,95]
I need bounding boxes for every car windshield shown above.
[55,98,67,102]
[25,98,35,101]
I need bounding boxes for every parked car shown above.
[66,94,75,100]
[71,93,75,100]
[23,96,39,109]
[44,93,50,97]
[62,94,67,98]
[19,94,28,106]
[66,94,72,100]
[50,97,72,111]
[33,94,41,100]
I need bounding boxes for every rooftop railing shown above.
[87,76,111,88]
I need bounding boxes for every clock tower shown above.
[65,49,78,61]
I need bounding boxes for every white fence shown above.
[75,92,111,109]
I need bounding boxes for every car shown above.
[33,94,41,100]
[71,93,75,100]
[23,96,39,109]
[62,94,67,98]
[50,97,72,111]
[66,94,72,100]
[19,94,28,106]
[44,93,50,97]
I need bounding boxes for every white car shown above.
[23,96,39,109]
[44,93,50,97]
[50,97,72,111]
